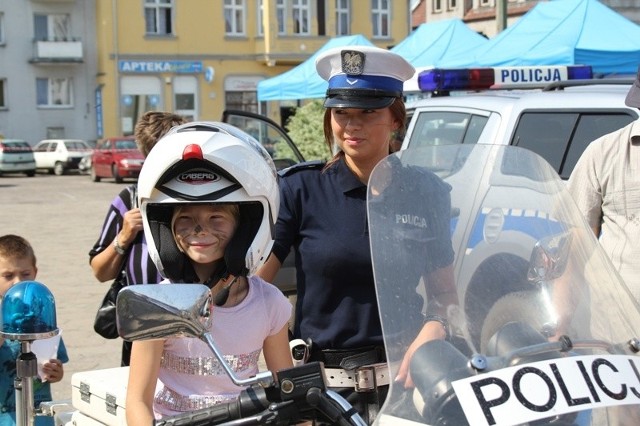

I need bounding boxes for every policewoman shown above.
[259,45,455,422]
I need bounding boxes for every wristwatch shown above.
[113,236,126,255]
[424,314,451,340]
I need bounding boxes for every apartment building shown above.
[0,0,97,144]
[96,0,410,138]
[412,0,639,37]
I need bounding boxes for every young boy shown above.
[0,234,69,426]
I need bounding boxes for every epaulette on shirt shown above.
[278,160,325,177]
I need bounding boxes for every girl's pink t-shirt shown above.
[153,276,291,417]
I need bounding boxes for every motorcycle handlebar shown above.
[154,385,271,426]
[153,362,367,426]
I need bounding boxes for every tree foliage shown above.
[275,100,331,162]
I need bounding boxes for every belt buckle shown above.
[354,362,388,392]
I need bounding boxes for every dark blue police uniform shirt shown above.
[272,157,381,350]
[368,159,455,340]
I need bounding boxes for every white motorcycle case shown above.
[71,367,129,425]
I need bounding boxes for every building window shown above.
[336,0,350,35]
[0,13,5,44]
[121,76,162,135]
[46,127,65,139]
[34,14,71,41]
[277,0,286,34]
[225,0,245,35]
[371,0,390,37]
[225,91,260,113]
[0,79,6,108]
[292,0,310,35]
[225,76,264,114]
[433,0,443,13]
[480,0,491,6]
[448,0,457,10]
[36,78,73,107]
[144,0,173,35]
[258,0,264,36]
[173,76,197,122]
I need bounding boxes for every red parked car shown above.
[90,136,144,183]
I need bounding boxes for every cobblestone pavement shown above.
[0,172,130,401]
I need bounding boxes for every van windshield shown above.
[408,111,488,148]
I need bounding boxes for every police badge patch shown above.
[341,50,365,75]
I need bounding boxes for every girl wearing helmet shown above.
[125,122,293,424]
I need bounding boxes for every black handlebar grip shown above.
[153,402,240,426]
[154,385,271,426]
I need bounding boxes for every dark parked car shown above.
[91,136,144,183]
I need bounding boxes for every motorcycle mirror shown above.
[527,232,571,284]
[116,284,212,341]
[115,283,275,388]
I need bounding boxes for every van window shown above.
[512,113,575,174]
[511,112,636,179]
[408,112,488,148]
[563,113,636,179]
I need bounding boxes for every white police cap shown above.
[316,45,415,109]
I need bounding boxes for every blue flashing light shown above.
[418,68,495,92]
[567,65,593,80]
[419,65,594,93]
[1,281,57,336]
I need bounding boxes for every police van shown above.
[402,65,638,349]
[402,65,638,179]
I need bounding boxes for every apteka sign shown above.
[118,60,203,74]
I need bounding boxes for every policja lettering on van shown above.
[496,66,568,85]
[451,354,640,425]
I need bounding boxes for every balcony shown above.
[30,39,83,64]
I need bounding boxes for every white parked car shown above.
[33,139,93,176]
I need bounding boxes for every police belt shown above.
[308,345,389,392]
[324,363,390,392]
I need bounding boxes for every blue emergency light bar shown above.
[418,65,593,92]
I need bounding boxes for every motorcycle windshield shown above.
[368,144,640,426]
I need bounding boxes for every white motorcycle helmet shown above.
[137,121,279,284]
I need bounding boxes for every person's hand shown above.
[395,321,447,388]
[41,359,64,383]
[120,208,144,245]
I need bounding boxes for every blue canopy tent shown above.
[257,34,374,101]
[390,19,489,91]
[441,0,640,75]
[391,19,488,65]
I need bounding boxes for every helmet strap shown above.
[213,275,240,307]
[203,261,229,289]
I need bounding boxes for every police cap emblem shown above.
[341,50,365,75]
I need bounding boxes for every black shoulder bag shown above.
[93,185,137,339]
